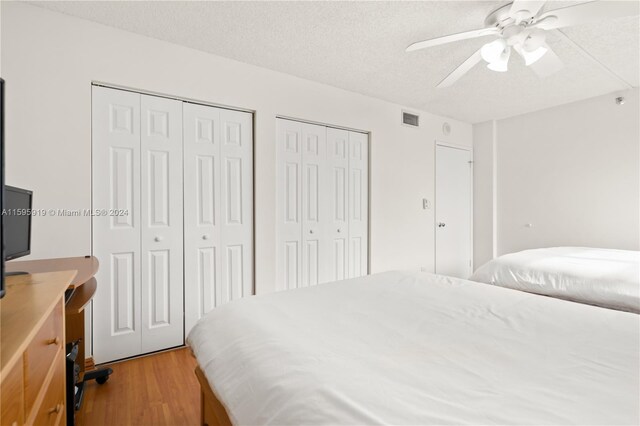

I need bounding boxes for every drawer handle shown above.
[48,403,63,414]
[46,336,60,346]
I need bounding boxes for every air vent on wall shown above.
[402,111,420,127]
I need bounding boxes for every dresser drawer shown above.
[24,300,64,416]
[30,359,65,426]
[1,357,24,426]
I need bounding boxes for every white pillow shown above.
[470,247,640,313]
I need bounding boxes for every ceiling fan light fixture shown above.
[522,45,548,65]
[523,30,546,52]
[487,61,508,72]
[487,46,511,72]
[480,39,508,63]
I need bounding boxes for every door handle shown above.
[437,222,446,228]
[154,236,163,242]
[202,234,209,240]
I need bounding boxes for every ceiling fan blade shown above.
[406,27,499,52]
[528,43,563,77]
[509,0,547,21]
[437,49,483,88]
[536,0,640,30]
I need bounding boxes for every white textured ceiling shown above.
[30,1,640,123]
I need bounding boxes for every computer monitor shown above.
[4,185,32,261]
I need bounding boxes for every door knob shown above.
[154,236,163,242]
[48,404,63,414]
[337,228,341,233]
[309,230,314,234]
[202,234,209,240]
[438,222,446,228]
[46,336,60,346]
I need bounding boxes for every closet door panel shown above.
[140,95,184,352]
[277,120,369,288]
[348,131,369,279]
[301,123,328,286]
[220,109,253,303]
[326,128,350,282]
[92,86,142,363]
[184,103,222,335]
[276,119,302,291]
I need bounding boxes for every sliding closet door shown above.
[347,131,368,278]
[140,95,184,353]
[92,87,142,363]
[326,128,350,282]
[184,104,253,335]
[276,119,303,290]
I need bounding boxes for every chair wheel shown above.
[96,376,109,385]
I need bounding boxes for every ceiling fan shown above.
[406,0,639,88]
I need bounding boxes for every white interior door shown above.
[301,122,328,286]
[94,88,254,358]
[219,108,253,303]
[92,87,142,363]
[347,131,368,279]
[277,119,369,289]
[276,119,303,290]
[326,128,350,282]
[140,95,184,353]
[184,103,222,335]
[184,104,253,335]
[435,144,472,279]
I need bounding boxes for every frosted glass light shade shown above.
[486,47,511,72]
[522,46,548,65]
[481,39,508,63]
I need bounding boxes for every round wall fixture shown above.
[442,122,451,136]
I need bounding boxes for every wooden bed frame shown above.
[195,366,233,426]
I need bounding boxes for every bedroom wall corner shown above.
[474,89,640,262]
[497,88,640,254]
[472,120,496,270]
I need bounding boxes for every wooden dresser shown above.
[0,271,76,426]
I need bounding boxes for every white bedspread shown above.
[187,271,640,425]
[470,247,640,313]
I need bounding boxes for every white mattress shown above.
[470,247,640,313]
[187,271,640,425]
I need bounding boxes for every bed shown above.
[470,247,640,313]
[187,269,640,425]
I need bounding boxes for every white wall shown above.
[472,121,495,269]
[1,2,472,292]
[474,88,639,266]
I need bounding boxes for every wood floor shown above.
[77,348,200,426]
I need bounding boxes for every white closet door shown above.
[347,131,368,278]
[219,109,253,302]
[300,122,328,286]
[326,128,350,282]
[92,86,142,363]
[277,121,369,288]
[276,119,303,290]
[140,95,184,352]
[183,103,222,335]
[184,104,253,335]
